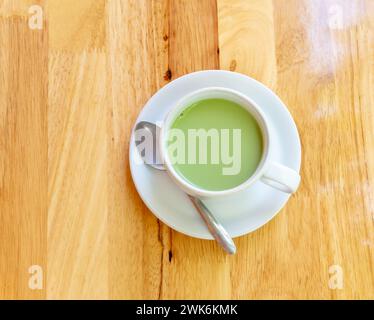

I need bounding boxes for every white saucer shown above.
[129,70,301,239]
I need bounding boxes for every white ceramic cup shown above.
[159,87,300,198]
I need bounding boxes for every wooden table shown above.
[0,0,373,300]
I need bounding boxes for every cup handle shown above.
[260,161,300,193]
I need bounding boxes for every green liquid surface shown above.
[168,98,263,191]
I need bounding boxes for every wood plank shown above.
[106,0,169,299]
[0,15,48,299]
[217,0,286,300]
[46,0,108,299]
[163,0,233,300]
[47,51,108,299]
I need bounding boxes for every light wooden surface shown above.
[0,0,373,300]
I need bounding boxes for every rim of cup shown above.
[160,87,271,198]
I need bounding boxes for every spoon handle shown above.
[188,195,236,255]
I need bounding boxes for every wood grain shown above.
[0,15,47,299]
[169,0,219,77]
[47,0,106,51]
[0,0,373,299]
[47,51,108,299]
[218,0,277,88]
